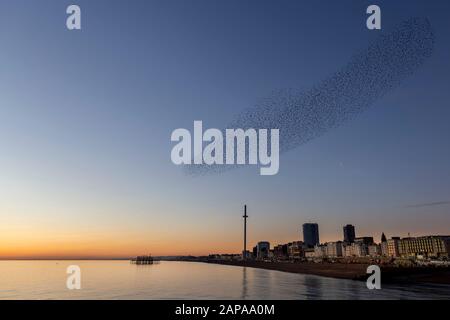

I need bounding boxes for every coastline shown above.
[205,260,370,280]
[190,259,450,285]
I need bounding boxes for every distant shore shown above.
[189,259,450,285]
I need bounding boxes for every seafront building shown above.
[346,242,367,257]
[354,237,374,246]
[256,241,270,260]
[343,224,356,243]
[304,248,315,259]
[310,242,343,258]
[381,241,389,256]
[237,220,450,262]
[314,244,327,258]
[303,223,320,248]
[288,241,304,260]
[368,244,381,257]
[326,241,344,257]
[397,236,450,259]
[387,238,400,257]
[344,244,353,258]
[273,244,289,260]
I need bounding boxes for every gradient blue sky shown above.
[0,0,449,258]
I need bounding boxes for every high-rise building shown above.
[303,223,319,248]
[343,224,356,243]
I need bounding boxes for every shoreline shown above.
[190,259,450,285]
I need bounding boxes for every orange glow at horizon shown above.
[0,223,245,259]
[2,207,449,259]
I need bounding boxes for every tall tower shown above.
[343,224,356,243]
[243,205,248,260]
[302,223,319,248]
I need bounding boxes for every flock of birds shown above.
[185,17,435,176]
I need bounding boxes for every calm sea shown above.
[0,260,449,299]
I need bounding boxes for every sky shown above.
[0,0,449,258]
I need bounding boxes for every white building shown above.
[344,242,368,257]
[326,241,343,257]
[314,245,327,258]
[353,242,368,257]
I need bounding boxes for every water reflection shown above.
[241,267,248,299]
[0,260,449,299]
[304,276,322,299]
